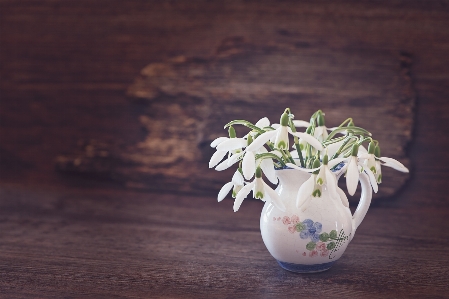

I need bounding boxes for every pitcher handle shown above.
[351,172,372,240]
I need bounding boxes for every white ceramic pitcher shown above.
[260,165,372,273]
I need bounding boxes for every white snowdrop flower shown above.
[287,156,346,209]
[217,169,245,202]
[246,112,323,153]
[233,167,286,212]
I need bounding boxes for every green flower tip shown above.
[347,119,354,127]
[255,191,264,199]
[255,167,262,178]
[374,144,381,158]
[317,112,325,126]
[351,144,359,157]
[323,154,328,165]
[312,159,321,174]
[368,141,376,154]
[228,126,236,138]
[306,126,313,134]
[277,140,287,149]
[280,111,289,126]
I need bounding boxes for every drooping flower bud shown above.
[306,126,313,134]
[368,141,376,154]
[254,167,264,199]
[312,159,321,175]
[317,112,325,127]
[255,166,262,178]
[280,111,289,127]
[374,144,381,158]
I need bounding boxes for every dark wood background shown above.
[1,1,449,297]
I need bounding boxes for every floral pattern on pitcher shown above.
[279,216,350,259]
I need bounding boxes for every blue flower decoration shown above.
[299,219,322,243]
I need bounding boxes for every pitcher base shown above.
[277,260,336,273]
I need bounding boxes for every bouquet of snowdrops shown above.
[209,108,409,212]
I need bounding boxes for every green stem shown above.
[289,119,305,167]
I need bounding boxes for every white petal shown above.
[286,163,320,173]
[232,170,244,185]
[293,120,310,127]
[346,157,359,196]
[227,151,244,166]
[215,158,234,171]
[380,157,409,173]
[261,158,277,184]
[358,153,371,160]
[210,137,228,148]
[336,187,349,208]
[209,150,227,168]
[257,146,268,154]
[216,138,247,152]
[233,182,254,212]
[314,126,324,139]
[272,123,280,129]
[274,126,289,149]
[242,151,256,180]
[296,176,315,208]
[326,140,345,158]
[290,150,298,158]
[218,182,233,202]
[325,168,339,199]
[358,145,368,154]
[255,117,270,128]
[364,167,378,193]
[246,130,277,152]
[289,131,324,151]
[328,157,348,169]
[263,182,286,212]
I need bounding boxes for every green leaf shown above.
[327,242,336,250]
[224,120,265,133]
[329,230,338,239]
[254,153,286,167]
[306,242,316,251]
[326,126,371,141]
[319,232,329,242]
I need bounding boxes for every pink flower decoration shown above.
[277,217,281,221]
[288,225,296,234]
[316,242,326,251]
[282,216,291,225]
[273,217,276,221]
[291,215,299,224]
[320,249,329,257]
[309,250,318,257]
[302,252,306,256]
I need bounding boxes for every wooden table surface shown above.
[1,1,449,298]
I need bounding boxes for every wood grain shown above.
[55,39,414,201]
[1,0,449,297]
[0,186,448,298]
